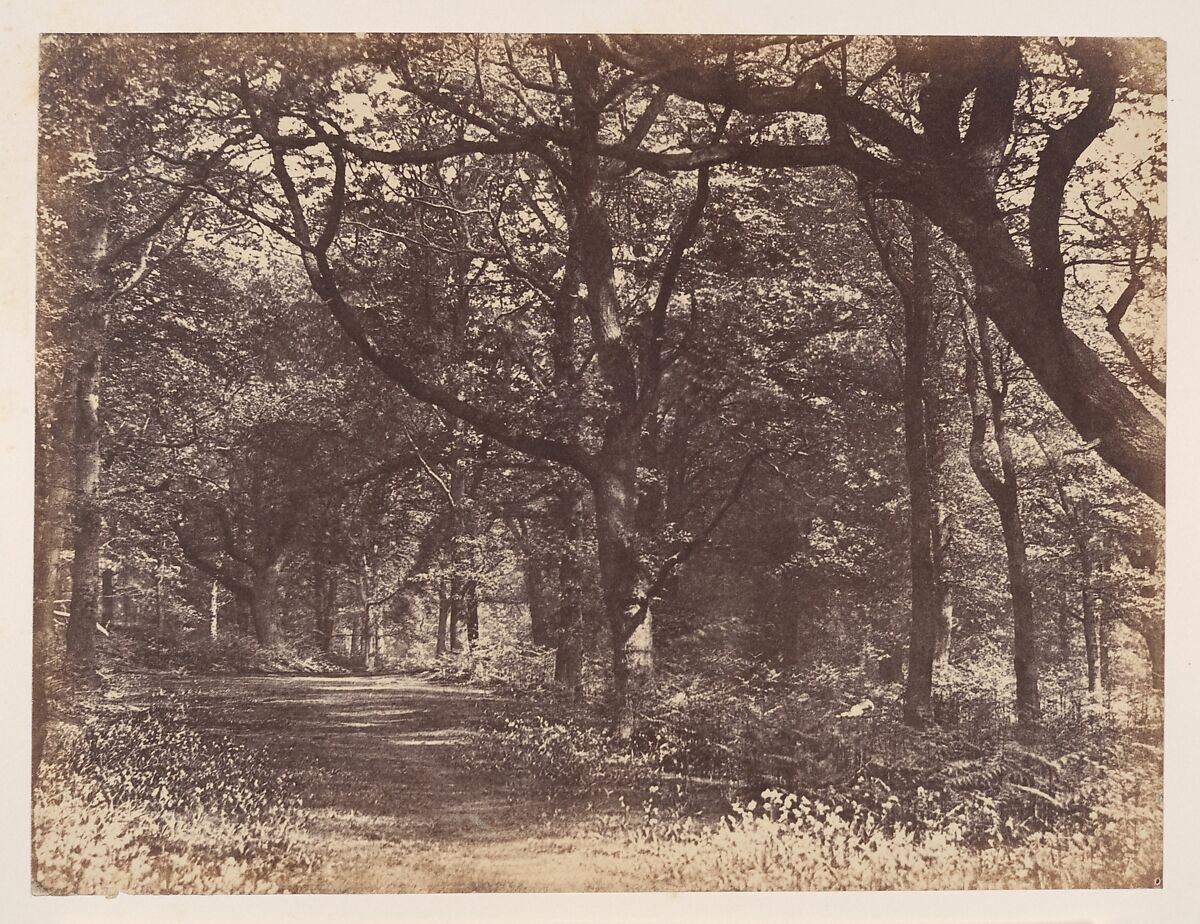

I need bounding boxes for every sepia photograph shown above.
[29,26,1170,900]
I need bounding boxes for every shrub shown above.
[115,628,349,676]
[472,714,614,789]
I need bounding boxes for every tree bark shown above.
[449,575,462,653]
[898,212,939,726]
[1081,580,1099,694]
[33,362,79,773]
[552,481,586,698]
[465,580,479,649]
[313,565,338,652]
[99,568,115,629]
[355,556,376,671]
[249,560,281,647]
[1139,622,1165,692]
[963,229,1164,506]
[964,309,1041,724]
[154,542,166,632]
[594,460,649,738]
[436,580,449,656]
[209,580,220,640]
[64,347,104,666]
[934,585,954,674]
[1099,610,1112,693]
[522,546,557,648]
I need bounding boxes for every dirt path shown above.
[114,673,699,892]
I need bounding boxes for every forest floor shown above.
[109,672,727,892]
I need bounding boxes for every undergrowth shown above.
[469,652,1163,889]
[106,627,349,676]
[585,780,1160,889]
[33,693,319,894]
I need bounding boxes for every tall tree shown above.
[962,300,1041,723]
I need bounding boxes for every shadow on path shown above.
[124,674,547,842]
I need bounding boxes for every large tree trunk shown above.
[249,560,281,647]
[64,347,104,667]
[594,461,649,738]
[961,230,1164,506]
[899,213,940,726]
[1138,622,1165,692]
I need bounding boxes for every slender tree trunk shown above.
[436,580,449,656]
[361,606,376,672]
[154,542,166,632]
[553,481,586,698]
[369,607,379,671]
[1001,506,1041,721]
[934,585,954,674]
[928,390,953,685]
[33,366,79,773]
[209,580,219,640]
[313,560,338,652]
[899,213,939,726]
[355,557,374,671]
[1057,610,1072,664]
[1081,582,1099,694]
[320,571,338,652]
[449,576,462,653]
[522,548,557,648]
[1099,610,1112,693]
[350,609,362,661]
[465,581,479,649]
[99,568,115,629]
[64,348,104,667]
[964,310,1041,724]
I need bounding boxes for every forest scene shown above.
[33,33,1165,894]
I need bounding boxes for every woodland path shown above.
[113,673,710,892]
